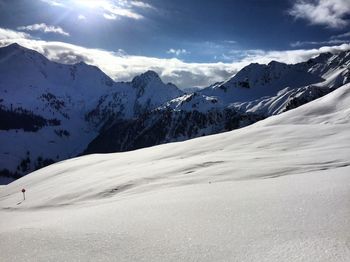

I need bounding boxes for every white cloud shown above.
[1,27,350,88]
[167,49,190,56]
[0,28,31,39]
[222,40,237,44]
[17,23,70,36]
[103,13,118,20]
[41,0,153,20]
[239,44,350,65]
[130,1,154,9]
[78,14,86,20]
[101,1,144,20]
[40,0,65,7]
[331,31,350,39]
[289,0,350,28]
[291,39,350,47]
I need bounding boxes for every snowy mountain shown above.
[0,43,183,183]
[201,52,349,110]
[87,50,350,154]
[84,106,263,154]
[201,60,324,103]
[1,83,349,261]
[1,43,350,183]
[132,70,183,113]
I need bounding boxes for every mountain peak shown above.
[0,43,26,54]
[131,70,162,89]
[137,70,160,81]
[268,60,286,67]
[0,42,49,64]
[0,43,41,55]
[4,42,22,49]
[74,61,88,66]
[307,52,333,64]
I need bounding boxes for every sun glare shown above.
[72,0,107,8]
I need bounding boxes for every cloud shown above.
[167,48,190,56]
[1,27,350,88]
[130,1,154,9]
[78,14,86,20]
[0,28,31,39]
[222,40,237,44]
[101,2,144,20]
[239,44,350,65]
[17,23,70,36]
[331,31,350,39]
[217,49,266,62]
[40,0,65,7]
[291,39,350,47]
[103,13,118,20]
[289,0,350,28]
[41,0,154,20]
[0,34,237,88]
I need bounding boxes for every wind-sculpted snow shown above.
[0,84,350,261]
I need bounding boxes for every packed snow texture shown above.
[1,83,350,261]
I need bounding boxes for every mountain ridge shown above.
[1,43,350,183]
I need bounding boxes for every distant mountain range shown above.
[1,43,349,183]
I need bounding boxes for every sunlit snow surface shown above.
[1,84,350,261]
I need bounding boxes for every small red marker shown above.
[22,188,26,200]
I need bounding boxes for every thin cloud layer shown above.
[0,28,30,39]
[41,0,154,20]
[1,27,350,88]
[17,23,70,36]
[78,14,86,20]
[167,49,190,56]
[331,31,350,39]
[291,39,350,47]
[289,0,350,28]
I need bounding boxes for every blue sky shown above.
[0,0,350,88]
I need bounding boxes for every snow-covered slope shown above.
[0,83,349,261]
[230,84,334,116]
